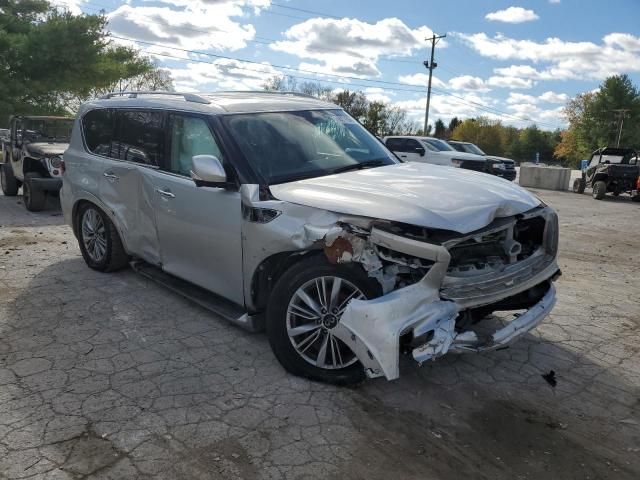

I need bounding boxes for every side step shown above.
[130,260,264,332]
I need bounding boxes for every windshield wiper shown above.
[329,159,386,175]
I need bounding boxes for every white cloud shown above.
[398,73,446,89]
[456,32,640,82]
[507,93,538,104]
[549,0,561,4]
[448,75,490,92]
[271,17,437,78]
[51,0,85,15]
[170,59,279,91]
[107,1,268,53]
[539,91,569,103]
[487,76,534,89]
[364,87,392,103]
[485,7,539,24]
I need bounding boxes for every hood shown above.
[25,142,68,157]
[270,163,541,234]
[447,151,486,162]
[486,155,515,164]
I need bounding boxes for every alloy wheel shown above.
[81,208,107,263]
[286,276,365,370]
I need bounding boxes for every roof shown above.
[594,147,638,156]
[81,91,338,115]
[11,115,73,120]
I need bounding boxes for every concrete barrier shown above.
[518,165,572,191]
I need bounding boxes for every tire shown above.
[1,162,19,196]
[266,255,382,385]
[23,172,46,211]
[76,203,129,272]
[592,180,607,200]
[572,178,585,194]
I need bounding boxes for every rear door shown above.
[148,113,244,305]
[98,109,163,264]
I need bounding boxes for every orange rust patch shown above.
[324,237,353,264]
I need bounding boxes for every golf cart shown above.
[573,147,640,201]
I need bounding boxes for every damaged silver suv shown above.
[61,92,560,384]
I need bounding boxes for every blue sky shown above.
[56,0,640,130]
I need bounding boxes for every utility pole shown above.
[423,33,446,134]
[611,109,630,147]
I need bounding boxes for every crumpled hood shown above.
[25,142,68,157]
[270,162,541,234]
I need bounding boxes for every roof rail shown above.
[99,91,211,105]
[210,90,318,100]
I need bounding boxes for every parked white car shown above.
[61,92,560,385]
[384,135,487,168]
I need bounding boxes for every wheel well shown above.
[23,157,48,177]
[250,250,323,313]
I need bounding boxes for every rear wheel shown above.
[592,180,607,200]
[572,178,585,194]
[266,255,381,385]
[1,162,19,196]
[77,203,129,272]
[23,172,46,211]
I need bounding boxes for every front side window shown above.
[112,110,165,166]
[405,139,422,151]
[83,109,115,156]
[167,115,224,177]
[223,109,397,184]
[462,143,486,155]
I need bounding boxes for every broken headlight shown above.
[49,156,63,169]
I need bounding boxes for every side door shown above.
[585,153,601,184]
[148,112,244,306]
[98,109,163,264]
[403,138,427,163]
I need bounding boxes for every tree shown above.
[0,0,158,122]
[557,75,640,167]
[433,119,446,138]
[448,116,461,133]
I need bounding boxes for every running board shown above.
[130,260,264,332]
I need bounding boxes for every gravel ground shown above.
[0,187,638,480]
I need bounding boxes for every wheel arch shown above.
[72,197,130,254]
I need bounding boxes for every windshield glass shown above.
[423,138,456,152]
[461,143,486,155]
[223,109,397,184]
[23,118,73,143]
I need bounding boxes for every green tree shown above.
[448,116,461,134]
[433,119,446,138]
[0,0,156,122]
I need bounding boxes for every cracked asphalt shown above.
[0,188,638,479]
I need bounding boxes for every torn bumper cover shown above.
[331,210,560,381]
[333,281,556,381]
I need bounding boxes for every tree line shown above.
[0,0,173,126]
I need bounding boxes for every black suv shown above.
[448,140,517,181]
[573,147,640,201]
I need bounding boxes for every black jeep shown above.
[1,115,72,211]
[573,147,640,201]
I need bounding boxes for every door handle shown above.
[155,188,175,199]
[103,172,119,181]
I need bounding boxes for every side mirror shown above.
[191,155,227,187]
[415,146,425,157]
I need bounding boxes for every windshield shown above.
[423,138,456,152]
[23,119,73,143]
[460,143,486,155]
[223,109,397,184]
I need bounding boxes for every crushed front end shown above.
[330,205,560,380]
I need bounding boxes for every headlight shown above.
[492,162,506,170]
[451,159,464,167]
[50,156,63,168]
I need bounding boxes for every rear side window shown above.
[112,110,165,167]
[385,138,406,152]
[83,109,115,156]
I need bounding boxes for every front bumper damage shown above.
[330,207,560,381]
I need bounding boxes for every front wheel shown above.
[266,255,382,385]
[572,178,585,194]
[23,172,46,211]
